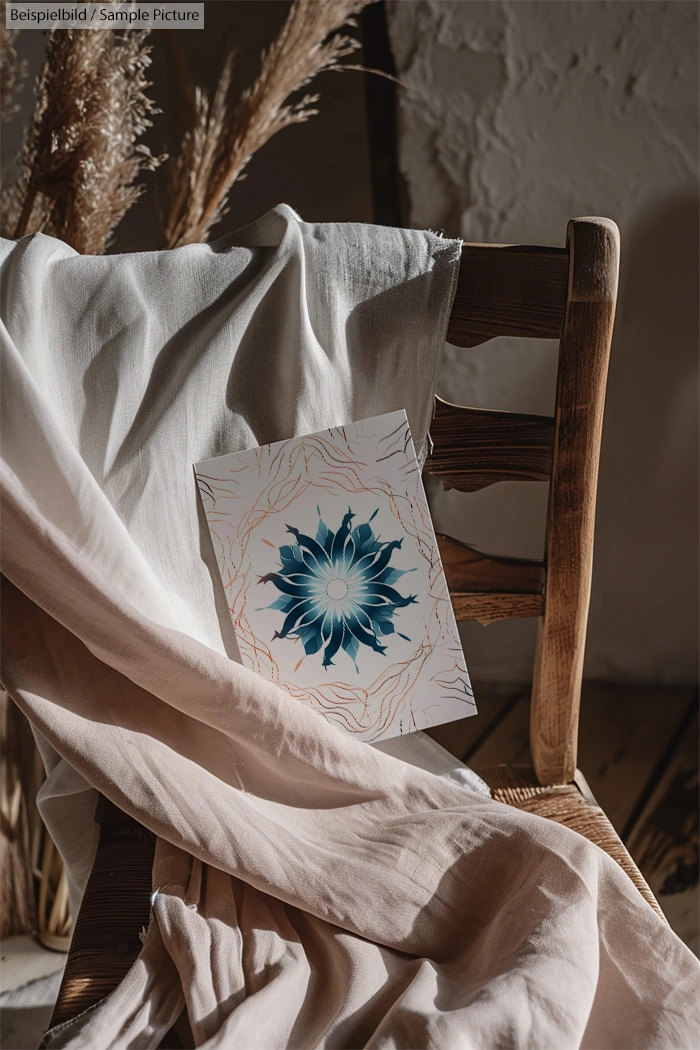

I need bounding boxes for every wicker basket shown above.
[1,690,72,950]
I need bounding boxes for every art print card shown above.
[195,411,476,742]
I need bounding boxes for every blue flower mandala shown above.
[258,507,417,672]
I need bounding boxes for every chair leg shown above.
[47,798,155,1030]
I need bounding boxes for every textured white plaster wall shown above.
[387,0,699,683]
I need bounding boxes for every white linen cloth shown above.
[1,204,699,1049]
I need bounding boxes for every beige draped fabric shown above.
[1,206,698,1049]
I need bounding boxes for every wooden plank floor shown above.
[427,681,699,955]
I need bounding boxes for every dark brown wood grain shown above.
[436,533,544,594]
[625,705,699,949]
[449,592,544,625]
[48,800,155,1029]
[530,218,620,786]
[446,244,569,347]
[425,398,555,491]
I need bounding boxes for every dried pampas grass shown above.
[3,0,385,252]
[0,4,28,125]
[0,690,37,937]
[161,0,372,249]
[3,24,163,254]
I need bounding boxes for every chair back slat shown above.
[450,592,544,626]
[436,533,544,595]
[436,533,545,626]
[446,245,569,347]
[426,399,555,491]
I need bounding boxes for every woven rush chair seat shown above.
[477,766,664,918]
[47,216,668,1038]
[47,801,155,1031]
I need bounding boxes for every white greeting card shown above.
[195,411,476,742]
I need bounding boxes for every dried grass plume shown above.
[1,4,28,126]
[3,24,163,253]
[161,0,373,249]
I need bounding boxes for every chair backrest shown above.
[425,218,620,787]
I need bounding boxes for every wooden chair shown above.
[46,216,664,1037]
[427,216,661,916]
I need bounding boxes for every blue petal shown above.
[330,508,354,564]
[350,523,379,558]
[276,597,320,639]
[279,544,304,568]
[356,540,403,581]
[287,527,332,571]
[315,509,334,555]
[259,573,319,599]
[344,612,387,655]
[362,582,418,607]
[322,616,345,668]
[342,632,360,671]
[297,623,324,655]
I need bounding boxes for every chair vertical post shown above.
[530,218,620,785]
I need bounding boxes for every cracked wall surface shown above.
[387,0,699,683]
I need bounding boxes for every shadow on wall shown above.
[434,192,699,687]
[588,189,700,683]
